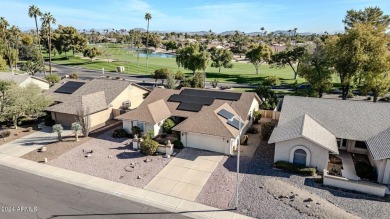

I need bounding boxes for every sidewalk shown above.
[0,129,252,219]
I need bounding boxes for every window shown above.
[137,122,145,131]
[355,141,367,149]
[293,149,307,166]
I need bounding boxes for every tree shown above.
[52,26,87,55]
[232,30,248,57]
[270,46,306,79]
[83,47,102,61]
[166,72,176,89]
[162,119,175,133]
[210,48,234,73]
[255,82,277,109]
[153,68,170,84]
[176,44,209,74]
[71,122,83,142]
[20,61,43,75]
[0,80,15,112]
[145,13,152,74]
[298,41,333,98]
[362,72,390,102]
[245,44,273,74]
[28,5,44,74]
[2,83,52,129]
[41,12,56,75]
[163,40,178,52]
[326,23,387,100]
[52,124,63,141]
[343,7,390,30]
[0,56,6,71]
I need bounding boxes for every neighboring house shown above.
[45,79,150,128]
[269,96,390,186]
[116,88,261,155]
[0,72,50,90]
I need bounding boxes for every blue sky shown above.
[1,0,390,33]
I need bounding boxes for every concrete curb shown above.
[0,154,252,219]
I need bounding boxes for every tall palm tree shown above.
[41,12,56,75]
[28,5,44,74]
[144,12,152,74]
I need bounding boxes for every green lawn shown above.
[47,43,306,85]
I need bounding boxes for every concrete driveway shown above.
[145,148,224,201]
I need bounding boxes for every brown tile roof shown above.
[117,88,259,138]
[116,99,171,124]
[46,79,140,115]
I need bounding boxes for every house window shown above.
[355,141,367,149]
[137,122,145,131]
[293,149,307,166]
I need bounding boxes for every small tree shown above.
[175,70,185,81]
[83,47,102,61]
[263,76,281,86]
[153,68,170,84]
[131,126,141,136]
[52,124,63,141]
[162,119,175,133]
[143,130,154,139]
[71,122,83,142]
[246,44,273,74]
[166,72,176,89]
[210,48,234,73]
[253,110,262,124]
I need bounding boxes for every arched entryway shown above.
[293,149,307,166]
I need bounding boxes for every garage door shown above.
[185,132,227,154]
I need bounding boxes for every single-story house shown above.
[116,88,261,155]
[269,96,390,185]
[45,79,150,128]
[0,72,50,90]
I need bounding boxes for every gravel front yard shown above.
[49,129,171,188]
[235,141,390,219]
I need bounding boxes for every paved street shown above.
[0,165,190,219]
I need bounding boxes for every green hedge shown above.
[355,161,376,180]
[140,138,159,155]
[112,128,132,138]
[274,161,316,176]
[172,139,184,149]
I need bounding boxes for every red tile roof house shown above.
[45,79,150,128]
[269,96,390,196]
[116,88,261,155]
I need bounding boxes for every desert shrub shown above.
[175,70,185,80]
[69,73,79,79]
[112,128,132,138]
[210,79,219,88]
[355,161,376,180]
[131,126,141,136]
[44,115,55,126]
[274,161,316,176]
[45,74,61,84]
[142,130,154,140]
[264,76,281,86]
[261,122,275,141]
[0,130,11,139]
[247,127,259,134]
[172,139,184,149]
[162,119,175,133]
[140,138,159,155]
[253,110,262,123]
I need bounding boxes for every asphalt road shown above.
[0,165,190,219]
[41,63,255,89]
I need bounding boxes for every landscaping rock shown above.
[163,154,170,158]
[137,175,142,179]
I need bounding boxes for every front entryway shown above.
[293,149,307,166]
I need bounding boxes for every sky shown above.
[1,0,390,33]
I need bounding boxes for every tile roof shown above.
[46,79,136,115]
[367,128,390,160]
[116,99,171,124]
[271,96,390,160]
[269,114,338,154]
[117,88,259,138]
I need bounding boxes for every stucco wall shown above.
[21,78,50,90]
[89,108,113,128]
[51,112,77,127]
[110,84,148,110]
[323,170,387,197]
[274,137,330,171]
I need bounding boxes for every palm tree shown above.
[41,12,56,75]
[144,12,152,74]
[28,5,44,74]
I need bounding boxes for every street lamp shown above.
[228,115,242,210]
